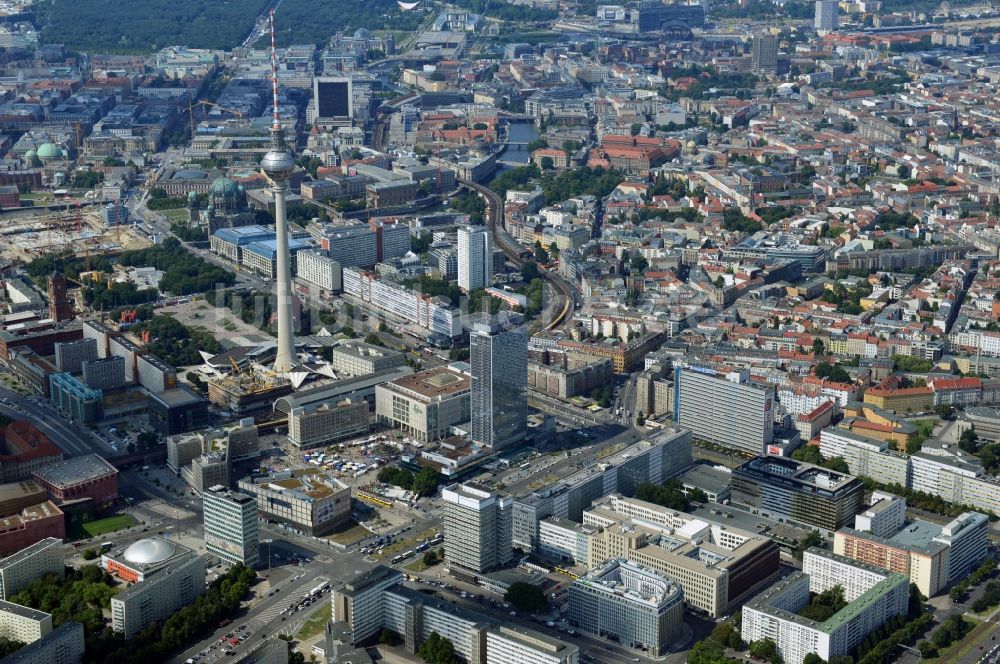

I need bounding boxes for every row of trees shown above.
[40,0,424,52]
[860,476,992,519]
[918,615,971,658]
[972,579,1000,613]
[948,558,996,602]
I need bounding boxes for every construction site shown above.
[207,361,292,417]
[0,204,151,263]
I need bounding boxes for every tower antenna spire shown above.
[269,9,281,133]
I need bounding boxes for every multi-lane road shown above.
[0,383,108,456]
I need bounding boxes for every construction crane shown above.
[187,99,247,137]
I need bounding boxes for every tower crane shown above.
[187,99,247,137]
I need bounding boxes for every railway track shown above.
[459,178,574,331]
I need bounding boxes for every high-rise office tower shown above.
[203,485,259,567]
[470,314,527,450]
[312,77,354,121]
[261,10,297,373]
[457,226,491,292]
[751,34,778,74]
[442,482,512,572]
[673,367,776,455]
[814,0,838,31]
[47,272,73,322]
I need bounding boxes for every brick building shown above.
[32,454,118,509]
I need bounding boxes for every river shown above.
[499,120,540,165]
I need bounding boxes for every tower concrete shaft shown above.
[262,7,297,374]
[272,178,295,373]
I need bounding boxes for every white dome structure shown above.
[122,538,176,565]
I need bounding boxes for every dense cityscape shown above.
[0,0,999,662]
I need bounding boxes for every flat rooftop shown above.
[0,480,46,506]
[387,365,470,400]
[0,600,49,622]
[150,385,205,408]
[0,537,62,569]
[33,453,117,488]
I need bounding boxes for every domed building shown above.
[209,176,247,214]
[35,142,66,162]
[101,536,195,582]
[196,175,254,232]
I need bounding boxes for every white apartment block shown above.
[486,625,580,664]
[538,517,591,566]
[331,566,404,643]
[111,554,206,639]
[343,267,461,337]
[0,601,52,645]
[853,491,906,538]
[0,538,64,601]
[933,511,989,583]
[296,250,343,292]
[0,621,84,664]
[819,428,911,488]
[742,549,909,664]
[910,450,1000,514]
[458,225,491,292]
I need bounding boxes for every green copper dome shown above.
[36,143,63,160]
[210,176,240,197]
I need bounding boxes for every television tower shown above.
[261,9,297,373]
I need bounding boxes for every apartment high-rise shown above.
[458,225,492,292]
[814,0,838,30]
[442,482,513,573]
[673,367,775,455]
[203,485,259,567]
[742,549,909,664]
[0,538,63,601]
[751,34,778,74]
[471,315,527,450]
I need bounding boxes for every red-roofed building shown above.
[795,400,835,441]
[0,421,63,484]
[928,376,982,407]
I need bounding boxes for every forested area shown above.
[38,0,424,52]
[37,0,270,52]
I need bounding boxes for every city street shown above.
[0,384,107,456]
